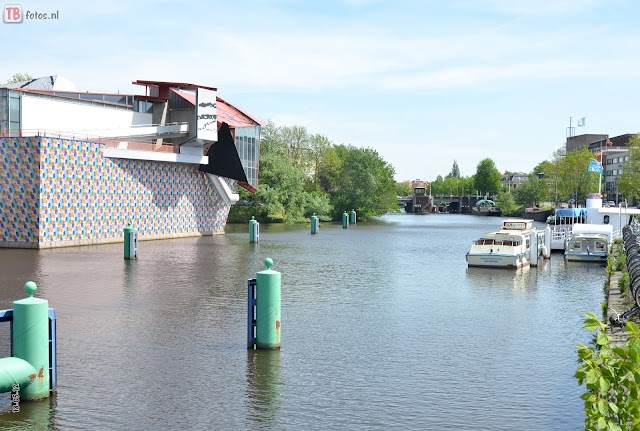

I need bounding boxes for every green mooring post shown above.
[124,223,138,260]
[249,216,259,243]
[256,258,281,349]
[13,282,50,400]
[342,211,349,229]
[350,209,357,225]
[311,213,319,234]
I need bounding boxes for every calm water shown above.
[0,213,604,430]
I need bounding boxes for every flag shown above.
[588,159,603,173]
[578,117,586,127]
[606,138,613,146]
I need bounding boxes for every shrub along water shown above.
[576,313,640,430]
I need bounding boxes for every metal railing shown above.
[0,128,186,153]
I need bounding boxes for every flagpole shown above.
[599,138,602,196]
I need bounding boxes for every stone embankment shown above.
[605,226,640,346]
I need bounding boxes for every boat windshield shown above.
[474,239,521,246]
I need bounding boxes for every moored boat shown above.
[565,223,613,262]
[547,207,587,252]
[522,207,554,222]
[471,199,502,217]
[466,219,537,268]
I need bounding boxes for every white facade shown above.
[21,94,152,137]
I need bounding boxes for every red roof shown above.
[171,89,263,128]
[132,80,217,92]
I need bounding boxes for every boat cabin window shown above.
[604,215,609,224]
[571,241,581,250]
[596,242,605,251]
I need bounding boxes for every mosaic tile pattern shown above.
[0,137,40,243]
[1,136,231,246]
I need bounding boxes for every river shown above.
[0,213,604,430]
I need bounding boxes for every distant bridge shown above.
[398,195,485,214]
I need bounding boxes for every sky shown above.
[2,0,640,181]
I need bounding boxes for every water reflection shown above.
[0,395,57,431]
[466,266,534,292]
[246,350,281,428]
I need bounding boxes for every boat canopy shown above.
[555,208,587,218]
[476,199,495,207]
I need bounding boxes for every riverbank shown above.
[605,241,638,346]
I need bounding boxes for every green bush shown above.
[576,312,640,430]
[607,255,615,275]
[619,273,631,296]
[616,251,627,272]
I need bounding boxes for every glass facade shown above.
[0,89,21,135]
[234,126,260,189]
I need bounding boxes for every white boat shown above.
[547,208,586,251]
[547,194,640,251]
[565,223,613,262]
[466,219,538,268]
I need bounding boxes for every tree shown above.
[327,145,398,220]
[532,160,553,177]
[316,146,343,194]
[554,147,600,205]
[617,134,640,203]
[449,160,461,178]
[280,125,310,170]
[514,174,549,207]
[228,121,332,223]
[474,158,502,196]
[495,189,518,216]
[6,73,32,84]
[308,133,332,187]
[395,181,413,197]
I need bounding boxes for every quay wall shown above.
[0,136,230,248]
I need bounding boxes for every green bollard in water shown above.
[342,211,349,229]
[124,223,135,259]
[350,209,357,225]
[12,282,50,400]
[249,216,259,243]
[255,258,281,349]
[311,213,319,234]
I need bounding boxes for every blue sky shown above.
[3,0,640,181]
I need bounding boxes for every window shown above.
[8,91,20,134]
[234,126,260,189]
[604,215,609,224]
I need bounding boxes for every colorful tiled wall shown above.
[0,137,40,244]
[1,136,231,247]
